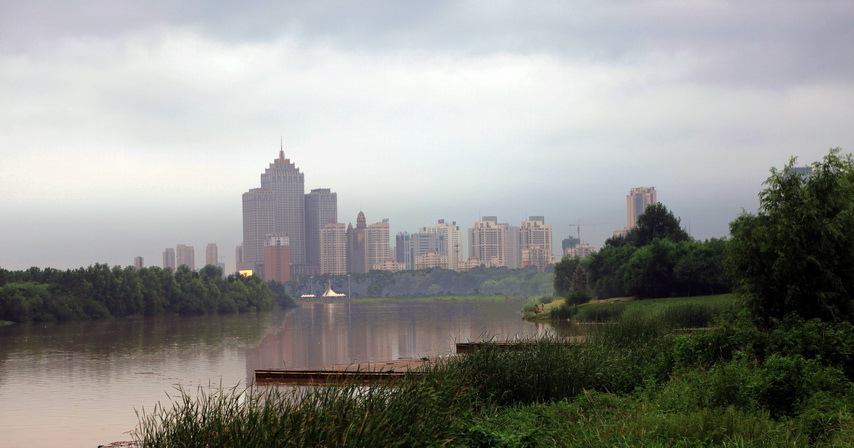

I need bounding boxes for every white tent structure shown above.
[321,281,346,298]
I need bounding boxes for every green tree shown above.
[626,203,691,247]
[729,149,854,326]
[553,256,581,297]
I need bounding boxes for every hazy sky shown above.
[2,1,853,272]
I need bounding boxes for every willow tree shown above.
[729,149,854,326]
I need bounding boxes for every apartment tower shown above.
[420,219,463,270]
[468,217,507,267]
[162,248,176,270]
[304,188,338,268]
[176,244,195,270]
[205,243,218,267]
[519,216,553,272]
[627,187,657,228]
[365,219,391,271]
[319,223,348,275]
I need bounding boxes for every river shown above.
[0,298,547,447]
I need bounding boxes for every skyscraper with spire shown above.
[242,147,306,276]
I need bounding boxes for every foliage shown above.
[574,202,731,300]
[0,264,287,323]
[729,148,854,326]
[286,266,553,299]
[552,257,581,297]
[604,202,690,249]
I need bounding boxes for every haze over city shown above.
[2,1,852,272]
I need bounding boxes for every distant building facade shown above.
[395,232,413,270]
[242,149,306,275]
[176,244,195,270]
[365,219,391,271]
[262,234,290,282]
[162,248,176,270]
[205,243,218,267]
[305,188,338,268]
[235,245,244,272]
[319,222,347,275]
[372,259,406,272]
[468,217,507,267]
[133,256,144,269]
[564,243,596,258]
[519,216,553,272]
[627,186,657,229]
[420,220,463,271]
[415,251,449,270]
[347,212,368,274]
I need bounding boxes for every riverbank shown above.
[132,311,854,446]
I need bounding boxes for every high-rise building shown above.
[365,219,391,271]
[305,188,338,268]
[319,223,347,275]
[505,225,521,269]
[176,244,195,270]
[410,232,442,265]
[519,216,553,272]
[242,148,306,273]
[262,234,290,282]
[468,217,508,267]
[133,256,144,269]
[205,243,218,267]
[420,219,463,270]
[235,245,244,272]
[347,211,368,274]
[162,248,175,270]
[395,232,413,270]
[627,187,657,228]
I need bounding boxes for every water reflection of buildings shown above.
[245,301,549,384]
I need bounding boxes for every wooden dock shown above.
[254,340,581,385]
[255,359,429,385]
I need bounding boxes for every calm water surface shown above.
[0,299,547,447]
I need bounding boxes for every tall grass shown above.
[134,377,468,448]
[132,310,853,447]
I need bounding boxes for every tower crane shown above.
[569,222,608,244]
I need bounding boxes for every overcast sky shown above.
[1,0,852,272]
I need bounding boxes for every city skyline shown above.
[2,2,852,271]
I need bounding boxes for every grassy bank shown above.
[529,294,739,328]
[133,301,854,447]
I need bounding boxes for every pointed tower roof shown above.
[279,136,285,162]
[357,211,366,228]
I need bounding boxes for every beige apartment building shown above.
[415,251,449,270]
[319,222,347,275]
[372,259,406,272]
[205,243,218,267]
[419,219,463,271]
[176,244,195,270]
[519,216,553,272]
[365,219,391,272]
[468,217,507,267]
